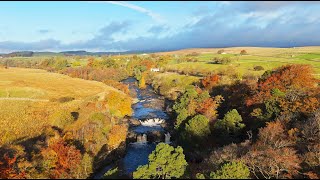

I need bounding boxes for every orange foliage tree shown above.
[0,153,26,179]
[140,59,155,70]
[196,95,224,120]
[103,79,130,95]
[240,50,247,55]
[201,74,220,91]
[243,120,301,179]
[87,57,94,67]
[40,139,82,179]
[246,64,319,115]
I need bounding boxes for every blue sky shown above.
[0,1,320,52]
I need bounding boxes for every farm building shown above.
[151,68,160,72]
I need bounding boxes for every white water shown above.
[165,132,171,144]
[139,118,165,127]
[137,134,147,143]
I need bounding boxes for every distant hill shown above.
[2,51,34,57]
[5,46,320,57]
[0,49,165,57]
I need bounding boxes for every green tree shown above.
[133,143,188,179]
[175,108,189,130]
[210,161,250,179]
[215,109,245,134]
[101,56,119,68]
[54,57,68,70]
[103,167,119,179]
[185,115,211,138]
[196,173,206,179]
[173,85,198,114]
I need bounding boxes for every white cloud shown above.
[88,1,165,23]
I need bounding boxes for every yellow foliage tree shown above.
[139,72,146,89]
[105,91,132,117]
[107,124,128,150]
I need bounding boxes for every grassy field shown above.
[161,46,320,78]
[151,72,200,100]
[0,68,127,145]
[0,68,121,99]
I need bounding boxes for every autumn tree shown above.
[103,79,130,95]
[107,124,128,150]
[40,139,82,179]
[0,153,26,179]
[201,74,220,91]
[196,95,224,120]
[139,72,147,89]
[87,57,94,67]
[240,50,247,55]
[300,110,320,176]
[105,91,132,117]
[242,121,302,179]
[173,86,223,130]
[246,64,319,121]
[141,59,156,70]
[133,143,188,179]
[156,55,171,68]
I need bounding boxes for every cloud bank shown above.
[1,1,320,52]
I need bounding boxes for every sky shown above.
[1,1,320,53]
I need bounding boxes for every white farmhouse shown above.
[151,68,160,72]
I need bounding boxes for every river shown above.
[93,77,171,179]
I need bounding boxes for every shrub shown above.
[240,50,247,55]
[57,96,75,103]
[217,50,225,54]
[196,173,206,179]
[50,110,75,129]
[213,57,232,64]
[72,61,81,67]
[89,112,105,122]
[187,52,200,56]
[253,66,264,71]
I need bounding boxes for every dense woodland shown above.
[0,51,319,179]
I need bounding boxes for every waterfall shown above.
[139,118,165,127]
[137,134,147,143]
[142,134,147,143]
[137,134,142,142]
[165,132,171,144]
